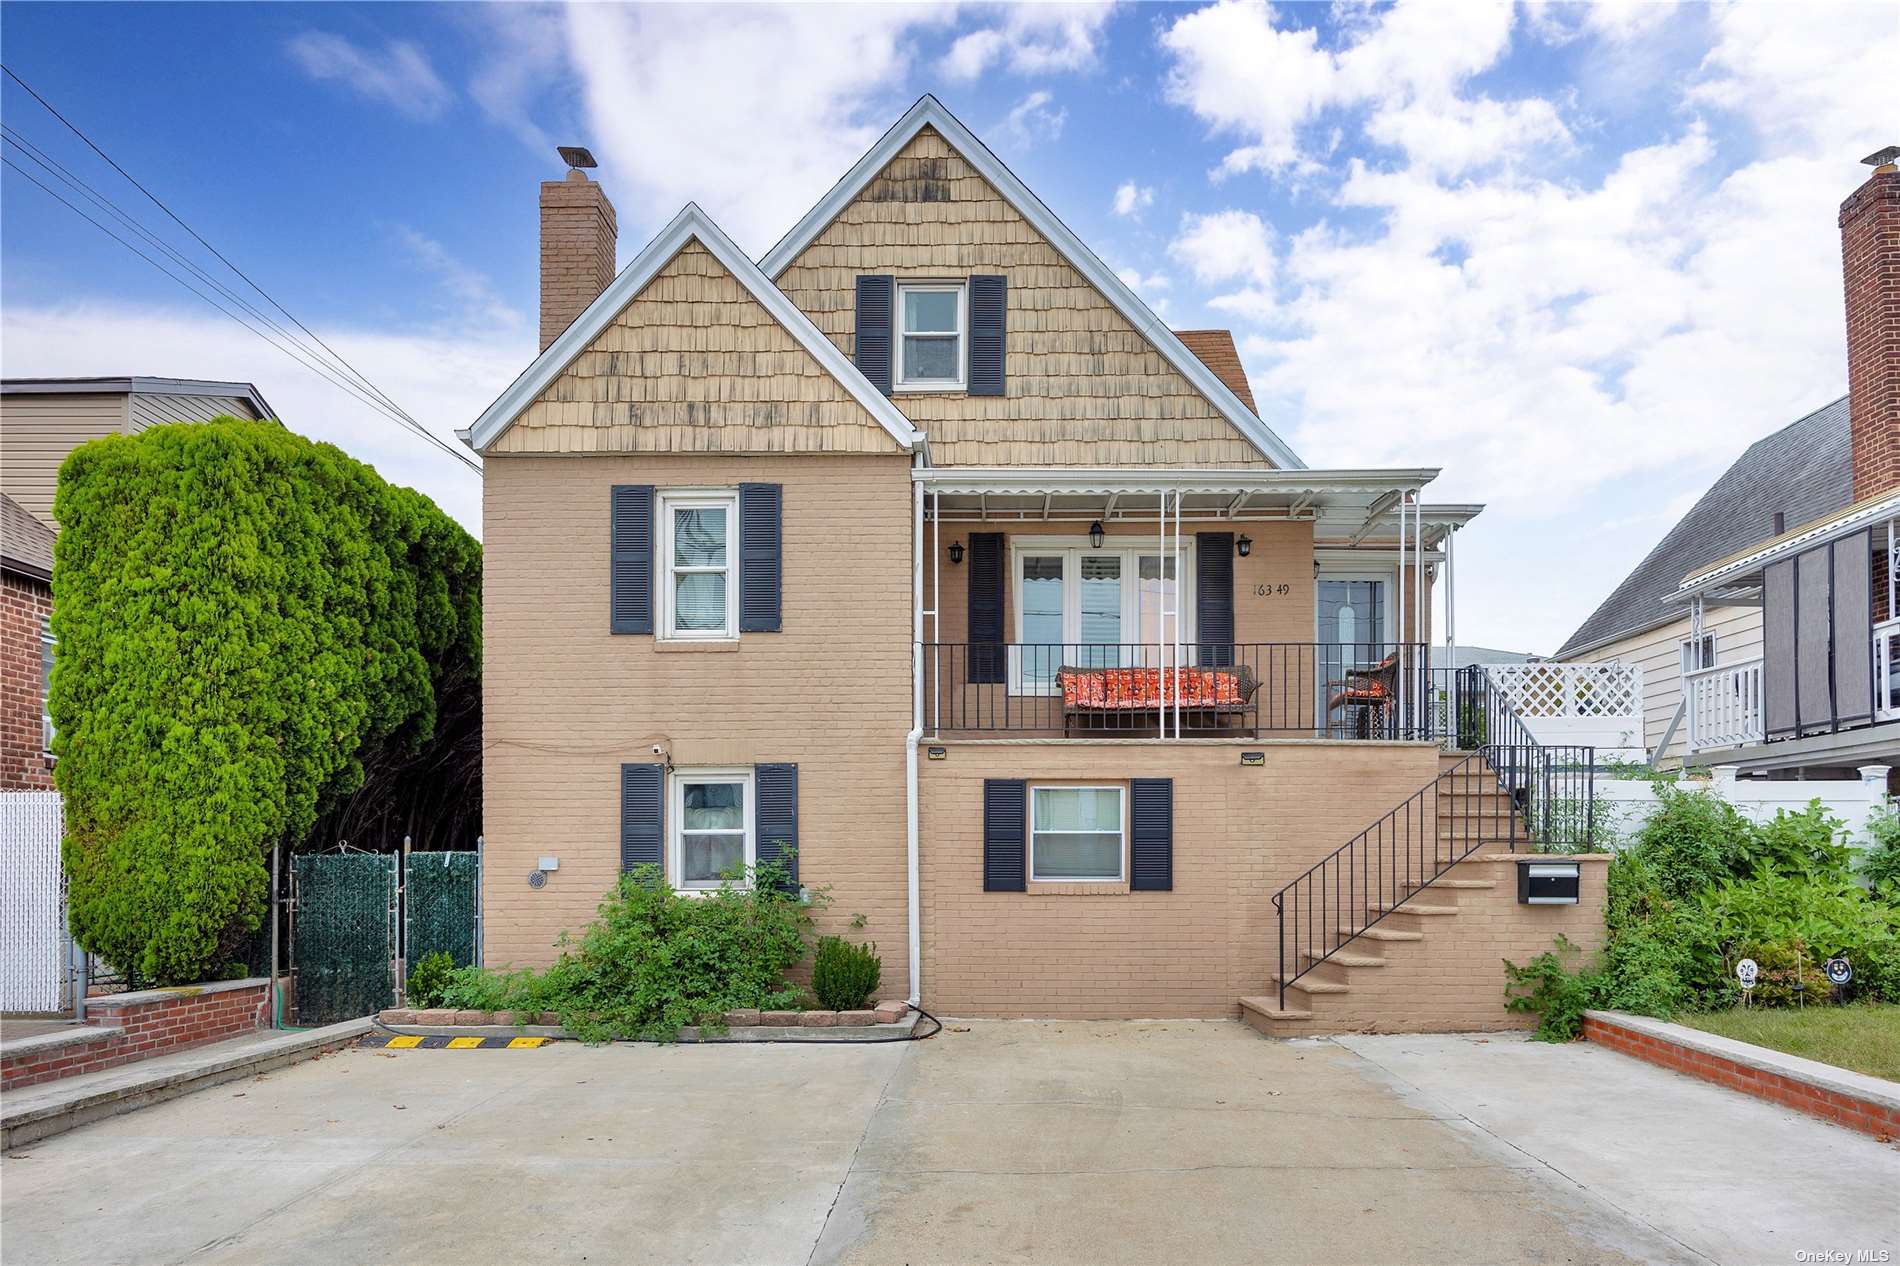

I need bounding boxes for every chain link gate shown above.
[404,850,480,970]
[290,853,397,1026]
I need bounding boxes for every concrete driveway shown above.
[3,1021,1895,1265]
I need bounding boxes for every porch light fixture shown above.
[1088,520,1105,549]
[948,541,964,565]
[1236,534,1253,558]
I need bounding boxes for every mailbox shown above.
[1517,859,1581,905]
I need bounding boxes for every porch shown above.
[908,468,1478,742]
[1675,493,1900,761]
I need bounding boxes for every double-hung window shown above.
[896,283,965,391]
[39,618,54,754]
[671,769,753,890]
[661,492,738,639]
[1680,633,1715,675]
[1030,785,1126,882]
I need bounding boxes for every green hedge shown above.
[51,417,479,983]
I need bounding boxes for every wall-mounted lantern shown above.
[1236,534,1253,558]
[1088,521,1106,549]
[948,541,964,565]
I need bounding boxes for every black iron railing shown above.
[1270,665,1596,1008]
[920,642,1437,739]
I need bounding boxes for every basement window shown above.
[1029,785,1125,882]
[895,283,966,392]
[671,769,754,890]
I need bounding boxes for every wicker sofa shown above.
[1054,663,1260,736]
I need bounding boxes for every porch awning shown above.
[1668,488,1900,605]
[910,466,1482,547]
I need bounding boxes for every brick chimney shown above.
[1841,145,1900,501]
[540,157,617,352]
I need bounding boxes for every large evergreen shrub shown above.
[51,417,479,983]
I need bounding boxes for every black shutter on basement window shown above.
[1196,532,1235,668]
[983,779,1027,892]
[610,485,654,635]
[855,275,894,395]
[1130,778,1174,892]
[738,483,782,632]
[967,532,1006,684]
[968,275,1006,397]
[754,763,798,888]
[620,763,664,873]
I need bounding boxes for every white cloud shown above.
[1170,208,1275,287]
[559,3,954,250]
[393,227,525,332]
[939,2,1117,80]
[286,32,453,120]
[1112,181,1154,217]
[0,302,525,533]
[997,90,1068,149]
[464,3,570,152]
[1115,266,1170,294]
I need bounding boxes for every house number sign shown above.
[1251,583,1292,597]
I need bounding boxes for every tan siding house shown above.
[468,96,1587,1034]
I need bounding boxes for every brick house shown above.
[465,96,1605,1032]
[1556,149,1899,785]
[0,378,277,791]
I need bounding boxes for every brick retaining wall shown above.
[1583,1010,1900,1140]
[1,978,271,1091]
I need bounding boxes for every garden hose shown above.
[368,1004,943,1045]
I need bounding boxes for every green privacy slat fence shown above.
[291,853,396,1025]
[405,851,479,968]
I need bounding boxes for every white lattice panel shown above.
[1487,663,1641,719]
[1,791,67,1013]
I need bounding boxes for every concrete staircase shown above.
[1240,750,1527,1038]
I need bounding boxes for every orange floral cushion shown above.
[1060,667,1243,710]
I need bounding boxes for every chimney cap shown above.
[1860,145,1899,168]
[557,145,598,171]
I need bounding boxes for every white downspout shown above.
[1396,491,1407,728]
[905,473,924,1008]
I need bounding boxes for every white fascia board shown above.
[758,95,1306,471]
[1672,489,1900,600]
[467,203,921,454]
[912,466,1436,494]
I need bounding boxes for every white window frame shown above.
[659,490,740,641]
[894,281,967,393]
[1028,783,1127,883]
[1679,633,1716,675]
[669,767,755,892]
[1008,536,1198,695]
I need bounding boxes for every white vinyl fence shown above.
[1595,764,1893,851]
[1,791,69,1014]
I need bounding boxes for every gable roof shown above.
[466,204,922,454]
[757,95,1305,471]
[1553,396,1852,658]
[1174,330,1258,413]
[1,492,56,581]
[2,376,276,420]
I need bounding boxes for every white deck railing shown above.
[1877,617,1900,723]
[1484,662,1645,759]
[1686,657,1764,752]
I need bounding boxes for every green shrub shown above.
[812,936,881,1011]
[51,418,479,983]
[1741,802,1851,878]
[406,950,457,1009]
[1503,935,1598,1040]
[438,858,818,1041]
[1861,799,1900,894]
[1632,784,1755,900]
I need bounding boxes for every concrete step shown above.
[1238,996,1314,1037]
[1369,902,1460,917]
[1406,878,1496,891]
[1301,948,1385,968]
[1268,973,1351,995]
[1347,926,1425,943]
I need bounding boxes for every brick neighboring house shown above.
[0,377,278,790]
[1,494,57,790]
[1555,149,1899,785]
[465,96,1600,1032]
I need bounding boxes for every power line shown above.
[1,64,481,475]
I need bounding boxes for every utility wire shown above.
[1,64,481,474]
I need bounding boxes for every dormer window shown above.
[896,282,966,391]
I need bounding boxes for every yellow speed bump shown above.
[506,1037,548,1049]
[446,1036,485,1049]
[385,1035,424,1049]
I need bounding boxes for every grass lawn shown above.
[1679,1003,1900,1081]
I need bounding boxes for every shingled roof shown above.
[1554,397,1852,658]
[1174,329,1259,414]
[1,492,56,582]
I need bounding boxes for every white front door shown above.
[1011,540,1194,694]
[1316,571,1394,735]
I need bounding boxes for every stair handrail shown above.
[1270,668,1596,1009]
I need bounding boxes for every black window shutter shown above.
[620,763,664,873]
[1130,779,1174,892]
[1196,532,1235,668]
[968,275,1006,397]
[739,483,782,632]
[610,485,654,635]
[755,763,798,888]
[968,532,1006,684]
[983,778,1027,892]
[855,276,894,395]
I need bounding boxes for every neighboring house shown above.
[467,96,1612,1031]
[1,494,57,790]
[1556,149,1899,785]
[0,376,278,789]
[1554,400,1852,768]
[1431,644,1538,674]
[0,376,274,528]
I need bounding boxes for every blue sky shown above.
[2,2,1892,651]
